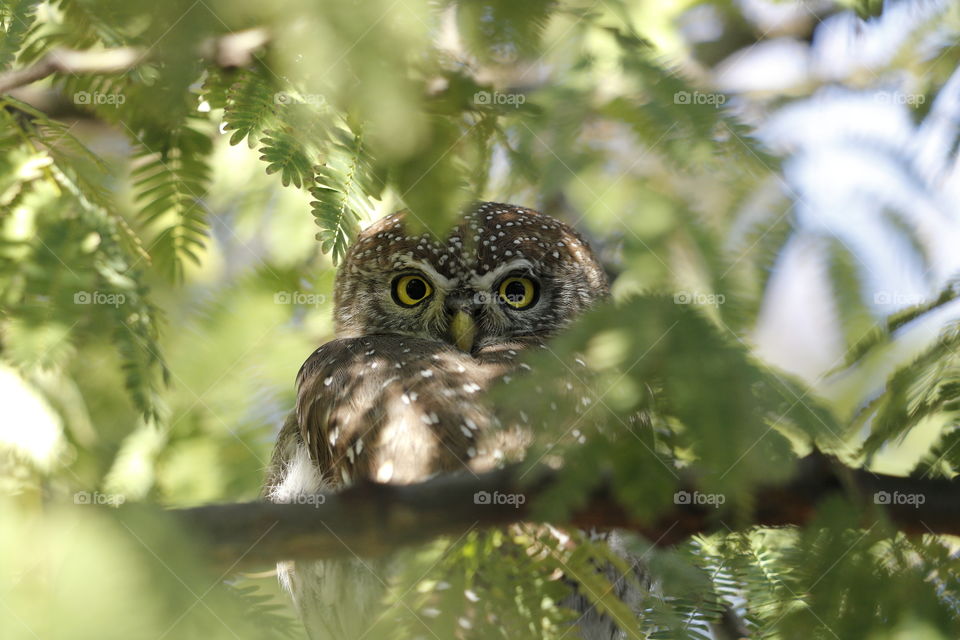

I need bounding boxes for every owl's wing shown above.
[272,335,528,492]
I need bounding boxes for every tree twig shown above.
[0,48,143,95]
[0,28,269,95]
[160,454,960,571]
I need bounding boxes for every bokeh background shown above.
[3,0,960,638]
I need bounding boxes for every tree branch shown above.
[164,454,960,570]
[0,28,269,95]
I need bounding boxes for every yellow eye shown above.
[393,274,433,307]
[498,276,538,309]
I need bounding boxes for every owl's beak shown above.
[448,310,477,353]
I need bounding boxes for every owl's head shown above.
[333,202,609,351]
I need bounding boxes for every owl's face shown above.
[333,202,609,351]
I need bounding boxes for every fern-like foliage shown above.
[0,0,39,70]
[226,584,297,639]
[453,0,555,62]
[365,527,648,640]
[217,67,387,260]
[131,123,213,280]
[499,296,838,517]
[857,323,960,457]
[258,128,314,189]
[0,98,168,421]
[310,122,384,264]
[222,69,278,148]
[834,284,960,464]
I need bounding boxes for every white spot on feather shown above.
[376,461,394,482]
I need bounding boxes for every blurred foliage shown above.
[4,0,960,638]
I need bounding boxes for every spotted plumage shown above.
[333,203,608,350]
[264,202,639,640]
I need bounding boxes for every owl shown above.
[264,202,639,639]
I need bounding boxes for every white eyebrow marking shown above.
[471,259,535,290]
[398,258,458,289]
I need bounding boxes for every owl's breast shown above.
[291,336,535,488]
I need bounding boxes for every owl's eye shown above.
[498,276,538,309]
[392,274,433,307]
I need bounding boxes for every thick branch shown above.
[0,28,268,95]
[166,455,960,570]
